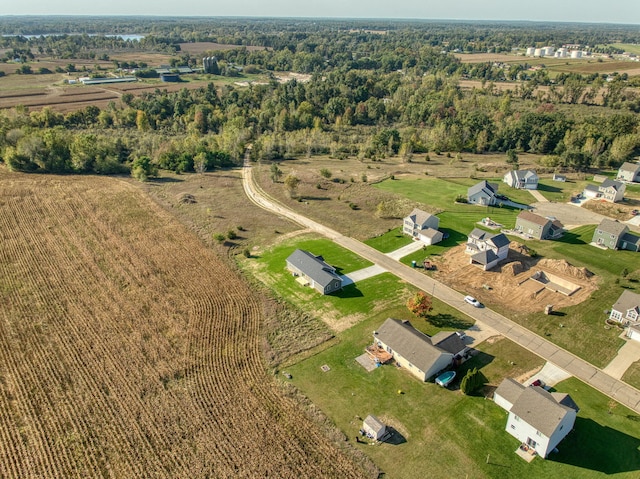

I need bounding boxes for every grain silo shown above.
[526,47,536,56]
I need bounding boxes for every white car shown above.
[464,296,482,308]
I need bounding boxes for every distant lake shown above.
[2,34,145,41]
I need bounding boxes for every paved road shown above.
[241,162,640,413]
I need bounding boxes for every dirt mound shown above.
[177,193,197,204]
[537,259,594,280]
[502,261,525,276]
[510,241,533,256]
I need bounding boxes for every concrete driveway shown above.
[340,265,386,287]
[386,241,425,260]
[529,201,607,228]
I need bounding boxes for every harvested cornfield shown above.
[0,171,369,478]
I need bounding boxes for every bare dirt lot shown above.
[0,169,371,478]
[432,242,598,313]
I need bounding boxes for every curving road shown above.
[242,160,640,414]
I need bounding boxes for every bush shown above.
[319,168,332,179]
[214,233,225,243]
[460,368,485,395]
[237,225,245,231]
[227,230,238,240]
[361,173,368,182]
[242,248,251,258]
[348,202,358,210]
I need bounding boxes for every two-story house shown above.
[591,219,640,251]
[617,162,640,183]
[494,378,579,459]
[503,170,539,190]
[515,211,564,240]
[467,180,498,206]
[403,208,443,245]
[583,179,626,203]
[465,228,510,270]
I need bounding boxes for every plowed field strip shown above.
[0,173,368,478]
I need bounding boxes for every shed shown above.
[363,415,387,440]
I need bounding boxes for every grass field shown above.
[287,310,640,479]
[621,360,640,390]
[537,179,588,202]
[609,44,640,55]
[0,170,371,478]
[364,226,413,253]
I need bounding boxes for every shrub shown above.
[460,368,485,395]
[348,202,358,210]
[227,230,238,240]
[214,233,225,243]
[237,225,245,231]
[242,248,251,258]
[319,168,332,179]
[361,173,368,182]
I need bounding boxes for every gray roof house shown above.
[515,211,564,240]
[466,229,510,270]
[494,379,579,458]
[591,219,640,251]
[467,180,498,206]
[286,249,343,295]
[503,170,539,190]
[403,208,443,245]
[583,179,626,203]
[609,290,640,325]
[373,319,454,381]
[617,162,640,183]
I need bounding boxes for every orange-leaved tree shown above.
[407,291,432,318]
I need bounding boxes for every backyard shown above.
[286,313,640,479]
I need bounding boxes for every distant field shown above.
[609,43,640,55]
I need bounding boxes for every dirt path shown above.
[242,159,640,414]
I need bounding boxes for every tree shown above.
[130,155,157,182]
[506,149,519,168]
[460,368,485,395]
[407,291,433,318]
[194,152,207,175]
[270,163,283,182]
[284,174,301,198]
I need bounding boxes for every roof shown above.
[487,233,510,249]
[584,184,600,193]
[506,170,538,182]
[601,178,624,191]
[517,210,550,227]
[469,228,492,241]
[471,249,499,265]
[495,378,525,405]
[406,208,437,227]
[420,228,441,239]
[551,393,580,413]
[374,319,450,373]
[363,415,385,434]
[619,162,640,173]
[510,386,577,437]
[596,218,628,237]
[286,249,342,289]
[430,332,466,355]
[468,180,497,198]
[612,290,640,314]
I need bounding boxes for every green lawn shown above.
[244,234,421,329]
[374,176,524,242]
[621,360,640,390]
[364,226,413,253]
[287,314,640,479]
[609,43,640,55]
[537,179,588,202]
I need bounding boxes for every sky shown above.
[1,0,639,25]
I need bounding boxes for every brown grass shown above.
[0,168,371,478]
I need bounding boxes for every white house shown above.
[465,228,510,270]
[609,290,640,325]
[617,162,640,183]
[467,180,498,206]
[494,379,579,458]
[373,318,454,382]
[403,208,443,245]
[503,170,539,190]
[582,179,626,203]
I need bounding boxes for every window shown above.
[514,416,520,422]
[511,424,516,430]
[536,431,542,437]
[560,425,563,431]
